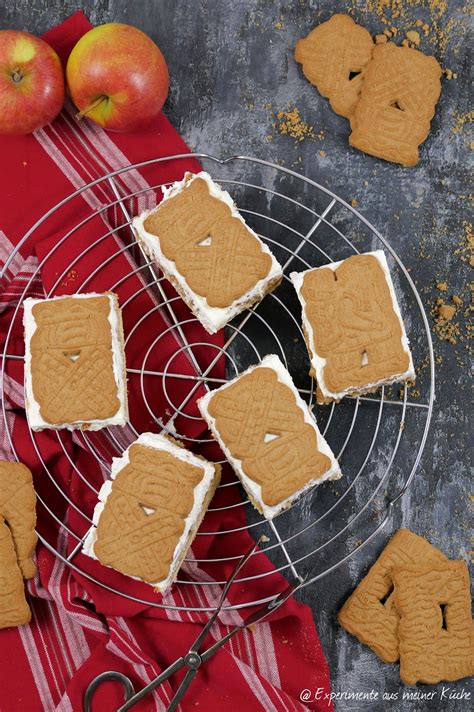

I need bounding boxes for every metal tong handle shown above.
[119,538,263,712]
[160,538,265,712]
[84,539,262,711]
[84,537,300,712]
[117,658,184,712]
[84,671,135,712]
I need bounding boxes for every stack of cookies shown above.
[0,462,37,629]
[339,529,473,685]
[295,14,442,167]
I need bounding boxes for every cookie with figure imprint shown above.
[0,461,37,629]
[290,251,415,404]
[83,433,221,592]
[132,171,283,334]
[23,292,128,431]
[295,14,374,118]
[198,354,341,519]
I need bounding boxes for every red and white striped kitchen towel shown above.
[0,12,334,711]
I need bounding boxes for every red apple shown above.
[66,23,169,132]
[0,30,65,135]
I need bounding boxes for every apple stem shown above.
[75,95,107,121]
[11,67,23,83]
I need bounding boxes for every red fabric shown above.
[0,12,333,712]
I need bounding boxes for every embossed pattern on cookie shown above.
[198,354,340,519]
[83,433,221,591]
[94,444,203,583]
[295,14,374,118]
[133,172,283,334]
[349,43,441,166]
[291,251,415,404]
[338,529,447,663]
[0,462,37,629]
[24,293,128,430]
[144,177,271,308]
[393,561,474,684]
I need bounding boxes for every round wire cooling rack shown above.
[0,151,435,612]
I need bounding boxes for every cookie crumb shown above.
[375,33,388,43]
[432,297,461,344]
[276,107,324,141]
[451,110,473,134]
[436,281,448,291]
[438,304,456,321]
[406,30,421,46]
[61,269,78,288]
[319,149,326,157]
[444,68,457,80]
[350,198,358,207]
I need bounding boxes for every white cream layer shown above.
[23,292,128,431]
[132,171,283,334]
[198,354,341,519]
[290,250,415,401]
[83,432,217,592]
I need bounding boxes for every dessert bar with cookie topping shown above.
[23,292,128,431]
[198,354,341,519]
[132,171,283,334]
[290,251,415,404]
[83,433,221,592]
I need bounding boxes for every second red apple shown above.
[66,23,169,132]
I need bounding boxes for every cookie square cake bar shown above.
[198,354,340,519]
[83,433,221,592]
[290,251,415,404]
[23,292,128,431]
[132,171,283,334]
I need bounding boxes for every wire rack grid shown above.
[0,150,435,612]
